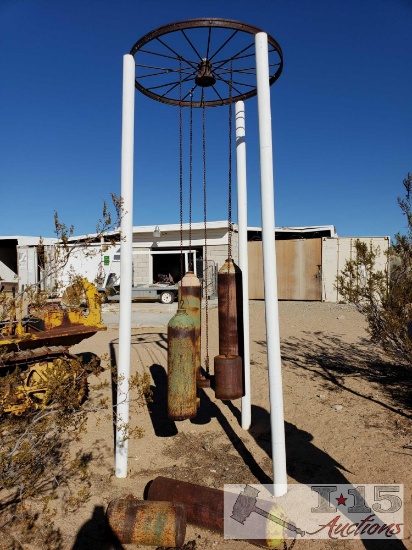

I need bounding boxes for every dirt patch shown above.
[5,301,412,549]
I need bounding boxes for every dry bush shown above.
[337,173,412,364]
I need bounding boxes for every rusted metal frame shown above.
[130,18,283,107]
[130,18,273,54]
[131,20,282,66]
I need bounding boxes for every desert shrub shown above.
[0,197,152,548]
[337,173,412,364]
[0,356,151,549]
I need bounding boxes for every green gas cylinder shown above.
[179,271,210,389]
[167,308,197,420]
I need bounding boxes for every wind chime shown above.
[167,67,244,420]
[129,19,283,419]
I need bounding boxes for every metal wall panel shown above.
[247,239,322,300]
[248,241,264,299]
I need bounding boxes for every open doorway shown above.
[151,248,202,284]
[152,253,181,284]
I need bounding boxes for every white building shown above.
[0,223,390,302]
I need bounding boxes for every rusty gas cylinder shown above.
[106,498,186,546]
[214,258,244,400]
[167,308,197,420]
[147,476,225,533]
[146,477,288,548]
[178,271,209,388]
[217,258,243,357]
[214,354,244,400]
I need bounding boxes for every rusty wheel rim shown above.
[130,18,283,107]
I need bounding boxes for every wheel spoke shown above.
[210,86,226,105]
[215,66,257,75]
[212,41,255,71]
[155,37,199,71]
[137,68,194,79]
[227,78,256,89]
[208,30,239,62]
[138,47,198,71]
[139,47,185,63]
[136,62,195,75]
[146,70,197,93]
[206,27,212,59]
[214,74,253,96]
[182,85,198,102]
[181,29,203,61]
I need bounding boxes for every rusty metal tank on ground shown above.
[214,259,244,400]
[167,308,197,420]
[146,476,285,548]
[0,278,106,414]
[147,476,225,533]
[106,498,186,546]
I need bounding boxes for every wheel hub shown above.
[195,59,216,88]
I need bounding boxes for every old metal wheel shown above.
[0,358,87,414]
[130,18,283,107]
[24,357,87,408]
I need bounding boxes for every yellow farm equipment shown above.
[0,278,106,414]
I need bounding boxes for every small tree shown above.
[337,173,412,364]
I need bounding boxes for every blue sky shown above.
[1,0,411,239]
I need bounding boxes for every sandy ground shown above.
[36,301,411,549]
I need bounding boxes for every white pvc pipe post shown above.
[115,54,135,478]
[255,33,287,496]
[236,101,251,431]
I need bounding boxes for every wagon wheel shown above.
[130,18,283,107]
[24,358,88,407]
[1,357,88,414]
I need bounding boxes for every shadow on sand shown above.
[71,505,124,550]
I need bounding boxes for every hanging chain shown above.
[228,60,233,262]
[179,57,184,285]
[189,90,193,260]
[225,62,233,357]
[202,89,210,375]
